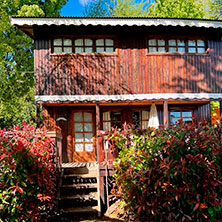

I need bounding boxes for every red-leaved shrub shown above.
[0,123,56,221]
[107,122,222,221]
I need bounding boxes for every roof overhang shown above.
[11,17,222,39]
[35,93,222,104]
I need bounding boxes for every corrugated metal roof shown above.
[35,93,222,104]
[11,16,222,29]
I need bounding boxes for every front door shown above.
[73,111,95,162]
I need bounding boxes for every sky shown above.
[61,0,93,16]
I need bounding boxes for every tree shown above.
[83,0,221,19]
[0,0,67,128]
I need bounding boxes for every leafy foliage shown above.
[107,123,222,221]
[0,123,56,221]
[0,0,67,129]
[83,0,221,19]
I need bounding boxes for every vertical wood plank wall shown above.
[34,38,222,96]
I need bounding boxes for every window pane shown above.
[84,112,92,122]
[106,47,114,53]
[75,133,83,142]
[188,48,196,53]
[112,122,121,128]
[170,118,179,125]
[183,118,192,123]
[142,111,149,121]
[170,112,180,118]
[54,47,62,53]
[178,40,185,46]
[188,40,196,46]
[74,112,82,122]
[84,123,92,132]
[169,47,177,53]
[182,111,192,117]
[64,39,72,46]
[112,112,121,121]
[85,143,93,152]
[64,47,72,53]
[149,47,157,52]
[148,39,156,46]
[85,39,93,46]
[178,47,186,53]
[75,39,84,46]
[158,47,166,52]
[197,40,205,46]
[75,47,84,53]
[105,39,114,46]
[85,47,93,53]
[85,133,93,142]
[54,39,62,46]
[96,39,104,46]
[142,120,148,129]
[75,143,83,152]
[132,111,140,121]
[74,123,83,132]
[197,48,205,53]
[169,40,176,46]
[133,121,140,128]
[96,47,104,53]
[158,39,165,46]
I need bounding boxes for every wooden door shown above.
[72,111,95,162]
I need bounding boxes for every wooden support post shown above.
[163,101,169,129]
[36,103,41,127]
[220,101,222,121]
[96,104,101,162]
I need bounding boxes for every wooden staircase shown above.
[58,162,101,218]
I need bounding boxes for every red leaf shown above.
[193,203,199,212]
[18,187,23,194]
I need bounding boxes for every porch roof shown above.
[35,93,222,104]
[11,16,222,38]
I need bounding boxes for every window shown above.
[103,111,122,130]
[170,110,194,125]
[132,111,149,129]
[52,38,115,54]
[53,38,72,53]
[96,39,114,53]
[148,38,206,54]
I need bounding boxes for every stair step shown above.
[60,192,98,200]
[63,173,97,178]
[61,206,98,214]
[61,183,98,188]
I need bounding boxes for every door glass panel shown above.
[84,123,92,132]
[85,143,93,152]
[85,133,93,142]
[84,112,92,122]
[75,133,83,142]
[74,112,82,122]
[75,143,83,152]
[74,123,83,132]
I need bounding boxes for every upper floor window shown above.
[148,38,206,54]
[52,38,115,54]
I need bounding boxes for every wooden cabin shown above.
[11,17,222,216]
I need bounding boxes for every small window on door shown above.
[73,112,94,152]
[170,110,194,125]
[132,110,149,129]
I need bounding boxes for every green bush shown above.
[107,123,222,221]
[0,123,56,221]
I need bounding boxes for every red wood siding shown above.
[34,38,222,96]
